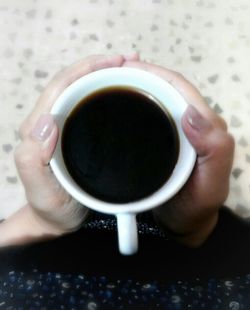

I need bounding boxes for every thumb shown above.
[15,115,67,206]
[181,105,234,205]
[30,114,58,164]
[182,104,213,157]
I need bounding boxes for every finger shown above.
[15,114,68,207]
[123,52,140,61]
[20,54,126,139]
[123,60,227,131]
[182,105,235,205]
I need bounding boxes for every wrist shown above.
[174,212,218,247]
[0,205,63,247]
[27,204,68,237]
[28,199,90,235]
[154,209,219,248]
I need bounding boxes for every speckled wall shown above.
[0,0,249,219]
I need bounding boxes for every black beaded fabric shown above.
[83,211,167,238]
[1,208,250,309]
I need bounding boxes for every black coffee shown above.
[62,86,179,203]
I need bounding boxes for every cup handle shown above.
[116,213,138,255]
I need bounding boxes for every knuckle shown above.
[223,133,235,152]
[52,68,66,83]
[216,116,228,131]
[226,133,235,153]
[18,120,30,140]
[14,142,34,171]
[213,131,235,156]
[173,71,186,81]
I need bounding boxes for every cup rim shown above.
[50,67,196,214]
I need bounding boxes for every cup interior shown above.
[50,67,196,214]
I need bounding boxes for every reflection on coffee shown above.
[62,86,179,203]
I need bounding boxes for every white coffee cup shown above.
[50,67,196,255]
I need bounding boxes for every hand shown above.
[123,60,235,247]
[11,54,138,244]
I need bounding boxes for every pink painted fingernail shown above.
[186,105,212,131]
[31,114,54,141]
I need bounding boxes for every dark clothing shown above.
[0,207,250,309]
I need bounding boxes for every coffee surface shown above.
[62,87,179,203]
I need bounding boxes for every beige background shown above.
[0,0,249,219]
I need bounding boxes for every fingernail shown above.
[31,114,54,141]
[186,105,212,131]
[123,52,139,61]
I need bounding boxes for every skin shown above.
[0,54,234,248]
[0,54,138,246]
[122,60,235,246]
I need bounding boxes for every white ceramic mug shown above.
[50,67,196,255]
